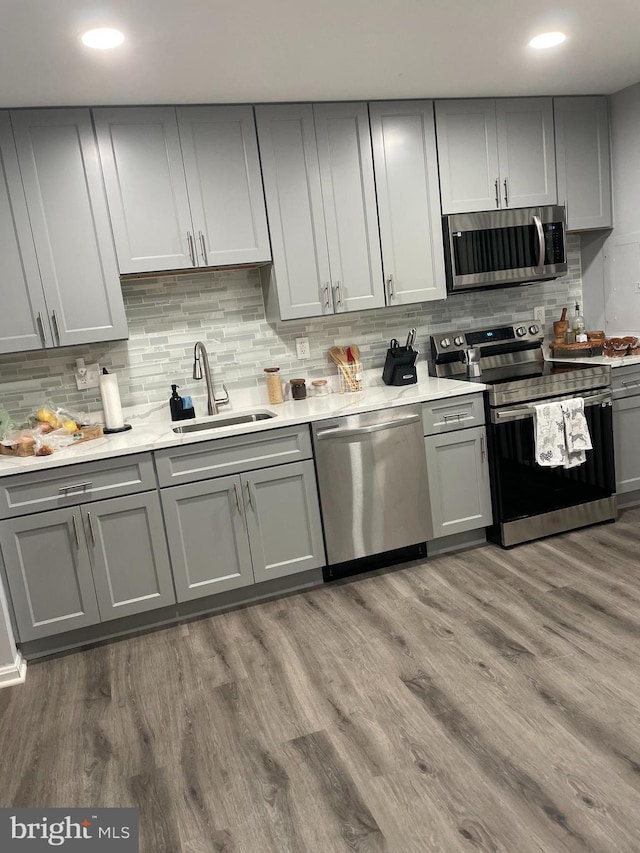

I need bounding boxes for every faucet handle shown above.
[214,383,230,407]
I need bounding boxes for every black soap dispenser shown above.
[169,385,195,421]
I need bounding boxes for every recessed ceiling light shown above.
[81,28,125,50]
[529,32,566,49]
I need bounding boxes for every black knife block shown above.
[382,346,418,386]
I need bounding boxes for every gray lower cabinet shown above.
[0,507,100,641]
[161,475,254,602]
[10,108,127,347]
[554,96,612,232]
[161,460,325,602]
[84,492,175,621]
[0,492,175,641]
[425,425,492,538]
[613,395,640,494]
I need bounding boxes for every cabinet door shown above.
[177,106,271,267]
[425,426,492,539]
[243,460,325,583]
[435,100,500,214]
[11,109,127,346]
[255,104,332,319]
[496,98,557,208]
[0,507,99,641]
[0,113,51,352]
[94,107,195,274]
[161,475,254,602]
[554,96,612,232]
[84,492,175,621]
[370,101,446,306]
[613,397,640,494]
[313,102,385,313]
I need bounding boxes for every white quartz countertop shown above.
[0,371,486,478]
[549,353,640,368]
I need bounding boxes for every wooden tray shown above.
[551,341,604,358]
[0,423,103,457]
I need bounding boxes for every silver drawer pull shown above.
[59,481,93,494]
[442,413,466,421]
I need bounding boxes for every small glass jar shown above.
[264,367,284,404]
[311,379,330,396]
[290,378,307,400]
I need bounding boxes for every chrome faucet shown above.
[192,341,230,416]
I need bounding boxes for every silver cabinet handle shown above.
[504,178,509,207]
[233,482,241,513]
[316,414,421,439]
[187,232,196,266]
[333,281,344,310]
[495,179,500,208]
[480,434,486,462]
[443,412,465,421]
[71,514,80,548]
[87,511,96,545]
[244,480,254,511]
[387,275,395,303]
[323,283,331,312]
[59,481,92,495]
[532,214,545,272]
[51,310,60,345]
[198,231,208,266]
[35,312,45,346]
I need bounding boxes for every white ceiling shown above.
[2,0,640,108]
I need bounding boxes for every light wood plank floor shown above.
[2,508,640,852]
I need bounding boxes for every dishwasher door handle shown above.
[316,414,421,439]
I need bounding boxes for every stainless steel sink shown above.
[172,411,276,434]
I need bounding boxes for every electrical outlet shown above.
[296,336,310,359]
[533,306,545,325]
[74,359,101,390]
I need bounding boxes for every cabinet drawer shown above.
[422,394,485,435]
[0,453,156,519]
[155,425,312,487]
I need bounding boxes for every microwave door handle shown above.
[533,215,545,273]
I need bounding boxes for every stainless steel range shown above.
[429,322,617,547]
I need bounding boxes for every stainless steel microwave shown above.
[443,205,567,294]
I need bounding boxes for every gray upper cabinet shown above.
[94,105,270,275]
[84,492,175,621]
[435,98,557,213]
[369,101,446,305]
[176,106,271,267]
[0,507,100,641]
[554,96,612,232]
[243,460,325,583]
[161,475,254,602]
[0,113,51,353]
[10,109,128,347]
[256,103,384,320]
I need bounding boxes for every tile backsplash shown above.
[0,235,582,422]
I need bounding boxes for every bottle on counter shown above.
[573,302,587,343]
[264,367,284,404]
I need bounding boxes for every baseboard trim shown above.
[0,650,26,688]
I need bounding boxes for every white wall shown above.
[593,82,640,334]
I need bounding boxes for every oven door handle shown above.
[533,215,545,273]
[491,390,612,424]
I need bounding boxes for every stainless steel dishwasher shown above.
[312,405,431,565]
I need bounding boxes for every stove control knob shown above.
[515,326,527,337]
[529,324,540,335]
[453,335,464,346]
[440,338,451,349]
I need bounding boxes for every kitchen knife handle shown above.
[503,178,509,207]
[387,274,395,303]
[198,231,208,266]
[495,179,500,208]
[51,310,60,345]
[187,232,196,266]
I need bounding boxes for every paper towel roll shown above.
[99,372,125,430]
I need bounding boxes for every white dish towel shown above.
[534,397,592,468]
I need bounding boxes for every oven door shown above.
[486,390,616,530]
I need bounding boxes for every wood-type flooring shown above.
[2,508,640,852]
